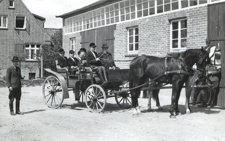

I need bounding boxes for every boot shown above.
[16,100,23,115]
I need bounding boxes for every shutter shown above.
[15,44,25,61]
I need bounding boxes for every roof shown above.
[56,0,121,18]
[32,13,46,21]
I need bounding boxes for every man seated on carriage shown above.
[98,43,117,70]
[86,43,108,86]
[67,50,79,74]
[55,48,69,72]
[77,48,87,68]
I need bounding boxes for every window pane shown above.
[157,0,163,5]
[129,37,133,43]
[149,8,155,15]
[181,39,187,48]
[172,21,178,29]
[172,40,178,48]
[120,2,124,8]
[149,0,155,7]
[137,11,142,18]
[181,30,187,38]
[16,17,25,28]
[164,0,170,4]
[126,14,130,20]
[135,36,139,42]
[111,18,114,23]
[131,12,136,19]
[135,28,139,35]
[106,19,110,24]
[172,2,178,10]
[129,44,133,51]
[135,43,139,50]
[157,6,163,13]
[115,16,119,22]
[31,50,34,59]
[199,0,207,4]
[131,6,135,12]
[137,0,142,4]
[3,17,7,27]
[121,15,125,21]
[0,18,1,26]
[181,20,187,28]
[143,2,148,9]
[129,29,133,35]
[125,7,130,13]
[137,4,142,10]
[125,0,129,7]
[131,0,135,5]
[164,4,170,12]
[143,9,148,16]
[190,0,197,6]
[121,8,125,14]
[172,31,178,39]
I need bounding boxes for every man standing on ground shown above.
[6,56,24,115]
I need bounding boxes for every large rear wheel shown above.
[85,84,106,113]
[42,75,64,108]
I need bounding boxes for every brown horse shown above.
[129,48,210,117]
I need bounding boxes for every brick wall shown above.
[114,6,208,69]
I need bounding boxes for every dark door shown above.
[208,2,225,106]
[80,25,115,57]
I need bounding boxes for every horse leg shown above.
[174,81,184,115]
[170,80,183,117]
[147,90,152,111]
[154,83,163,110]
[185,80,192,114]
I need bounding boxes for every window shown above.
[16,16,26,29]
[171,19,187,51]
[25,44,40,60]
[128,27,139,54]
[9,0,14,8]
[0,16,8,28]
[70,37,76,51]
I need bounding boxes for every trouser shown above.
[96,66,108,83]
[191,87,208,104]
[8,87,21,112]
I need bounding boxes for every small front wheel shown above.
[42,75,64,108]
[85,84,106,113]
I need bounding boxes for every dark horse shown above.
[129,48,210,117]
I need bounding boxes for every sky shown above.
[22,0,99,28]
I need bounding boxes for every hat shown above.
[11,56,19,62]
[102,43,109,48]
[80,48,86,52]
[58,48,65,53]
[69,50,74,54]
[89,43,97,48]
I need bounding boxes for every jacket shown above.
[86,50,102,66]
[6,66,23,88]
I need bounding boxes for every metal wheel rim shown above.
[42,75,64,109]
[85,84,106,113]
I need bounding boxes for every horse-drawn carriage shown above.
[42,67,131,113]
[42,47,218,117]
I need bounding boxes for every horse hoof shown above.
[136,107,142,115]
[132,108,138,115]
[170,114,176,118]
[186,109,191,114]
[175,111,180,115]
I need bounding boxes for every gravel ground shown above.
[0,85,225,141]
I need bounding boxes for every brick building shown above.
[0,0,60,80]
[57,0,223,69]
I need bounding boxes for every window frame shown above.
[25,44,41,61]
[69,37,76,51]
[0,16,8,29]
[170,18,187,52]
[127,26,139,54]
[8,0,15,9]
[15,16,26,30]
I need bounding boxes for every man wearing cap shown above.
[86,43,108,85]
[56,48,69,71]
[68,50,79,74]
[98,43,116,70]
[6,56,24,115]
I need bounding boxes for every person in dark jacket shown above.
[98,43,116,70]
[56,48,69,71]
[67,50,79,74]
[6,56,24,115]
[86,43,108,85]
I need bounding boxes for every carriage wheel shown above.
[85,84,106,113]
[42,75,64,109]
[115,91,132,109]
